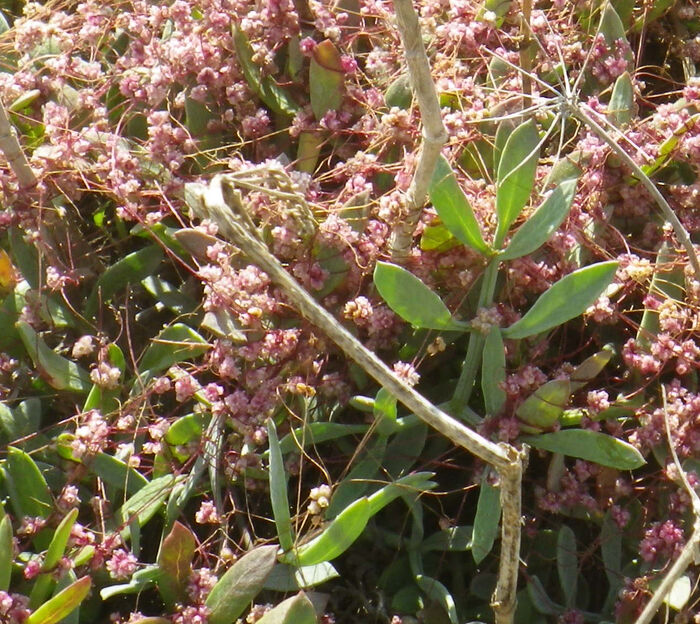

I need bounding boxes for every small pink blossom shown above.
[393,361,420,387]
[195,500,221,524]
[106,548,138,580]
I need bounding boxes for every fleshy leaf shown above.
[385,74,413,109]
[428,155,490,255]
[232,27,299,116]
[570,345,614,391]
[139,323,209,376]
[421,526,473,552]
[374,262,467,331]
[521,430,645,469]
[366,472,437,516]
[482,327,506,415]
[25,576,91,624]
[268,418,294,551]
[5,446,52,518]
[499,180,577,261]
[0,515,11,590]
[264,562,339,591]
[206,545,278,624]
[296,131,322,174]
[309,40,344,120]
[472,472,501,564]
[117,474,184,535]
[256,591,317,624]
[16,321,91,394]
[608,72,634,127]
[494,119,540,248]
[415,575,458,624]
[292,497,371,566]
[327,437,386,518]
[84,246,163,318]
[503,262,618,339]
[157,521,197,609]
[88,452,149,495]
[516,379,571,430]
[276,423,368,455]
[29,507,80,609]
[557,525,577,608]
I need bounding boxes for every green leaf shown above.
[366,472,437,516]
[373,387,398,435]
[25,576,91,624]
[30,507,80,609]
[415,575,458,624]
[420,223,458,252]
[268,418,294,551]
[570,345,614,391]
[296,131,322,175]
[421,526,473,553]
[327,437,387,518]
[84,246,163,318]
[482,327,506,415]
[185,95,213,137]
[117,474,184,535]
[608,72,634,127]
[99,566,159,600]
[494,119,540,248]
[256,591,317,624]
[309,40,344,120]
[5,446,52,518]
[472,472,501,564]
[502,261,618,339]
[516,379,571,430]
[232,27,299,116]
[277,423,368,455]
[88,452,149,495]
[201,309,247,343]
[557,525,577,608]
[138,323,209,376]
[527,575,565,616]
[498,180,577,261]
[385,74,413,109]
[0,515,12,591]
[636,242,684,349]
[428,156,490,255]
[264,562,339,591]
[206,545,278,624]
[15,321,91,394]
[157,521,197,609]
[292,497,371,566]
[374,262,467,331]
[142,276,197,315]
[521,430,646,469]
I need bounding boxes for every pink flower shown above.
[393,361,420,387]
[106,549,138,580]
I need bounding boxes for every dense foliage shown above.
[0,0,698,622]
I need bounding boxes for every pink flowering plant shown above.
[0,0,697,623]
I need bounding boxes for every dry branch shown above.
[388,0,447,261]
[187,174,524,624]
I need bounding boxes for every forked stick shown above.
[187,175,525,624]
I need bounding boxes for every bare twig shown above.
[388,0,448,261]
[0,98,37,190]
[188,174,525,624]
[634,386,700,624]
